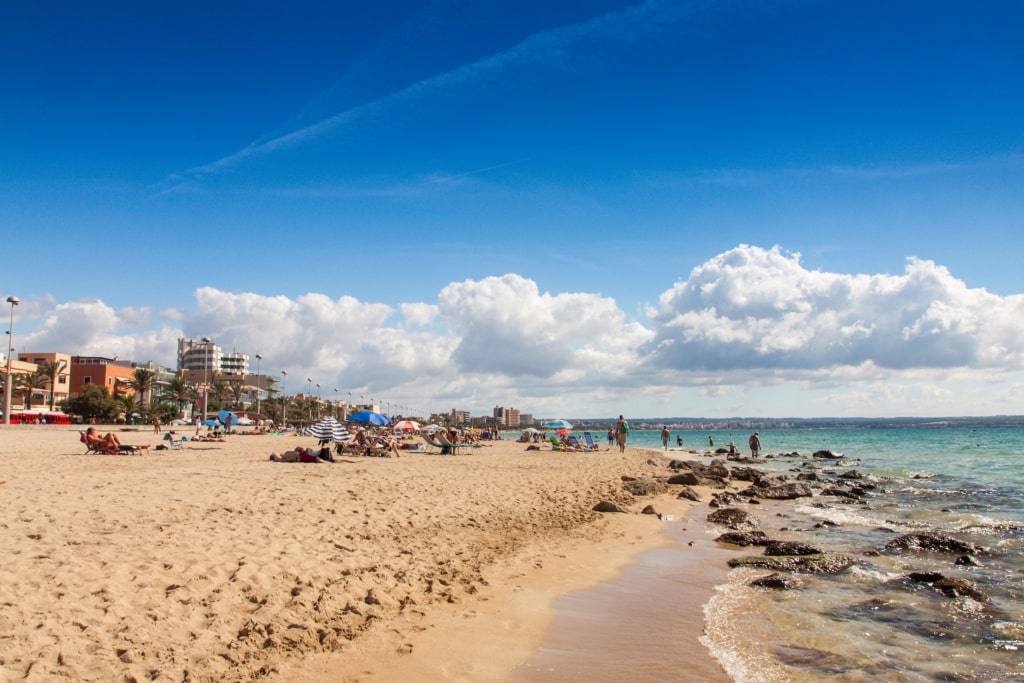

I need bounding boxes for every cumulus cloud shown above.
[437,273,650,379]
[644,244,1024,375]
[13,246,1024,416]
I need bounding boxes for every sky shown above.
[2,0,1023,420]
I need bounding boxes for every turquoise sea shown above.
[532,426,1024,682]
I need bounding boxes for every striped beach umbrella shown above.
[304,416,351,442]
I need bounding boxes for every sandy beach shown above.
[0,425,724,682]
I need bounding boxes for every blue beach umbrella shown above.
[542,419,573,430]
[217,410,238,426]
[347,410,390,426]
[203,419,221,427]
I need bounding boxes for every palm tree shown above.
[230,382,244,411]
[211,379,229,414]
[165,376,194,420]
[36,360,68,411]
[126,368,157,409]
[16,369,49,411]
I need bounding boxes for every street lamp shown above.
[280,370,287,426]
[3,295,20,425]
[254,354,263,418]
[316,383,321,419]
[306,377,313,421]
[201,336,212,422]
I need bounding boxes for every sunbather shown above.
[84,427,122,450]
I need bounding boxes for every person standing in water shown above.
[660,426,670,450]
[749,432,761,458]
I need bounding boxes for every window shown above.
[83,377,92,384]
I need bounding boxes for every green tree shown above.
[210,379,229,414]
[63,384,120,422]
[165,376,194,419]
[126,368,156,409]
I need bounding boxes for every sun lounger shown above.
[437,432,465,455]
[582,432,600,451]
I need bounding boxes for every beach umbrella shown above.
[218,410,238,427]
[556,428,571,436]
[522,427,540,434]
[422,424,443,432]
[542,419,573,430]
[202,419,221,427]
[392,419,421,431]
[347,410,390,426]
[304,416,351,442]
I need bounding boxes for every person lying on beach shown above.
[269,448,319,462]
[84,427,122,450]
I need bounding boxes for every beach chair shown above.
[81,430,117,455]
[582,432,600,451]
[163,433,183,450]
[420,433,445,454]
[437,432,465,455]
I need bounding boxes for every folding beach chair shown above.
[582,432,600,451]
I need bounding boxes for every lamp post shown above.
[254,354,262,418]
[306,378,312,422]
[280,370,287,427]
[200,337,212,423]
[3,295,19,425]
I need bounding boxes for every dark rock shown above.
[796,472,821,482]
[838,469,863,479]
[640,505,658,515]
[709,491,746,508]
[622,479,668,496]
[728,466,765,482]
[676,487,702,502]
[707,507,758,529]
[666,472,701,486]
[884,533,983,555]
[743,482,814,500]
[764,541,823,556]
[934,577,988,601]
[750,572,802,590]
[727,554,854,573]
[715,530,770,547]
[955,555,982,567]
[907,571,945,583]
[820,487,862,500]
[813,450,843,459]
[593,500,627,513]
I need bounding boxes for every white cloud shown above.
[644,245,1024,376]
[13,247,1024,417]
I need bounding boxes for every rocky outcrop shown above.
[727,554,854,574]
[750,572,803,589]
[707,507,759,530]
[884,533,983,555]
[715,530,770,546]
[742,482,814,500]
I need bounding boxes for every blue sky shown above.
[3,1,1023,419]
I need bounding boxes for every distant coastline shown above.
[558,415,1024,432]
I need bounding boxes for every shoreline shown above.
[0,425,727,682]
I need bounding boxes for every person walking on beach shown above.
[153,417,161,434]
[748,432,761,458]
[615,415,630,453]
[661,426,670,450]
[607,428,615,446]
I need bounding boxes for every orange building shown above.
[69,356,137,399]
